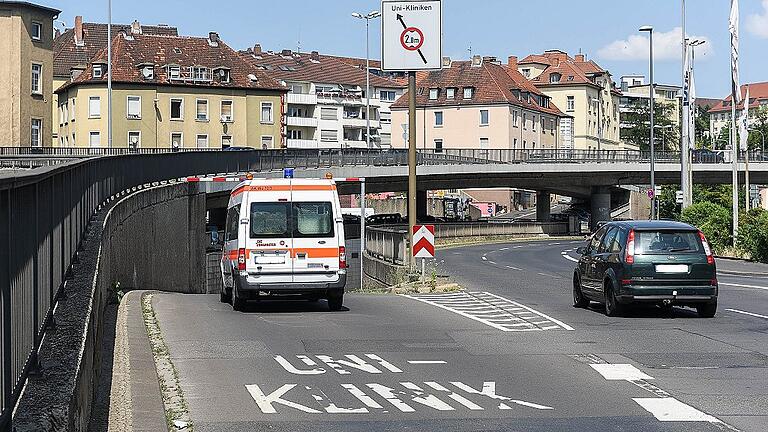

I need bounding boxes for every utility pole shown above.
[408,71,417,268]
[352,11,381,149]
[640,26,656,219]
[107,0,113,148]
[681,0,690,208]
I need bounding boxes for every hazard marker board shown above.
[382,0,442,71]
[412,224,435,258]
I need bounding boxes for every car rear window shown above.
[294,202,334,237]
[250,202,290,238]
[635,230,703,254]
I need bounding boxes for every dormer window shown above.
[429,88,439,100]
[522,68,531,78]
[31,22,42,41]
[141,65,154,80]
[168,66,180,79]
[550,73,561,83]
[446,88,456,99]
[191,66,209,81]
[217,69,231,83]
[93,64,104,78]
[463,87,474,99]
[512,89,521,100]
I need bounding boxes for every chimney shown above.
[208,32,220,45]
[253,43,262,55]
[553,57,560,67]
[74,15,83,46]
[310,50,320,61]
[471,55,482,67]
[281,49,292,56]
[482,56,498,64]
[130,19,142,35]
[442,56,452,68]
[575,53,585,62]
[507,55,517,69]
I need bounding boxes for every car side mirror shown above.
[576,247,586,255]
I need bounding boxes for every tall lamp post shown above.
[686,39,705,207]
[640,26,656,219]
[352,10,381,149]
[107,0,112,148]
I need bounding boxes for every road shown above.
[147,240,768,432]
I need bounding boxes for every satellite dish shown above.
[248,74,257,82]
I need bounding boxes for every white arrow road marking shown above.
[725,308,768,319]
[246,384,321,414]
[633,398,722,423]
[589,364,655,381]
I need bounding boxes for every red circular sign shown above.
[400,27,424,51]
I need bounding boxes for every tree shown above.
[621,100,680,151]
[713,106,768,152]
[679,202,732,253]
[694,104,712,149]
[736,208,768,263]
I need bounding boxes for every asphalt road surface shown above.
[150,240,768,431]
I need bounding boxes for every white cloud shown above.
[747,0,768,39]
[597,27,712,61]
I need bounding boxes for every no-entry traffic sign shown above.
[412,224,435,258]
[382,0,442,71]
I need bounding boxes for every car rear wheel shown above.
[573,274,589,308]
[604,281,625,317]
[327,289,344,311]
[697,301,717,318]
[231,278,246,312]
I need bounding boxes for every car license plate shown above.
[655,264,688,273]
[255,256,284,265]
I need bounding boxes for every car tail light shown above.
[339,246,347,269]
[711,277,718,286]
[625,229,635,264]
[699,231,714,265]
[621,279,632,286]
[237,248,246,271]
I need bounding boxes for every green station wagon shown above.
[573,220,718,317]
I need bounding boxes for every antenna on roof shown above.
[467,43,472,59]
[297,26,301,53]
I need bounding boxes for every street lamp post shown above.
[107,0,112,148]
[640,26,656,219]
[352,10,381,149]
[686,39,705,208]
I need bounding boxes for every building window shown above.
[221,135,233,148]
[321,130,337,142]
[429,88,439,100]
[128,131,141,148]
[192,66,209,81]
[31,119,42,147]
[550,119,555,134]
[261,135,274,149]
[71,133,75,146]
[141,65,154,80]
[434,111,443,127]
[288,129,303,140]
[513,110,519,127]
[532,115,537,131]
[380,112,392,124]
[127,96,141,119]
[566,95,575,112]
[170,98,183,120]
[549,73,561,83]
[171,132,183,149]
[380,90,396,101]
[261,102,273,123]
[196,99,209,121]
[446,88,456,99]
[70,99,76,122]
[434,139,443,153]
[169,66,180,79]
[62,103,68,124]
[221,100,233,122]
[480,138,489,148]
[320,107,337,120]
[89,131,101,147]
[218,69,230,83]
[31,22,42,41]
[523,113,527,129]
[463,87,474,99]
[89,97,101,118]
[196,134,209,148]
[31,64,42,94]
[522,68,531,78]
[93,65,103,78]
[480,110,489,126]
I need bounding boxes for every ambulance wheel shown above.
[219,287,231,303]
[231,279,246,312]
[327,290,344,311]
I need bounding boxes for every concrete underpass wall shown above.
[102,183,207,293]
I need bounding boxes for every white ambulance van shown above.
[220,178,347,311]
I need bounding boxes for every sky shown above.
[43,0,768,98]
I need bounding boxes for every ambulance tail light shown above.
[339,246,347,269]
[237,248,246,271]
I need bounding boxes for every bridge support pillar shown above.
[416,190,428,222]
[590,186,611,230]
[536,191,551,222]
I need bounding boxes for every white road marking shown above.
[589,364,654,381]
[498,247,509,251]
[402,291,574,331]
[720,282,768,291]
[488,261,497,265]
[407,360,447,365]
[481,256,488,261]
[725,308,768,319]
[561,252,579,263]
[505,265,522,271]
[246,384,321,414]
[633,397,722,423]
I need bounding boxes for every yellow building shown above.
[0,1,60,147]
[516,50,622,150]
[55,31,287,149]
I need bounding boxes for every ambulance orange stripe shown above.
[230,184,336,197]
[225,248,340,259]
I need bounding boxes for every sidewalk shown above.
[715,257,768,276]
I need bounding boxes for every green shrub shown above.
[679,202,732,253]
[736,208,768,263]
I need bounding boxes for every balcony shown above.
[343,140,367,148]
[287,92,317,105]
[342,117,380,128]
[316,91,364,106]
[286,139,320,148]
[286,116,318,128]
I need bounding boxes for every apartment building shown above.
[0,1,60,147]
[517,50,622,150]
[240,45,406,148]
[708,82,768,139]
[55,31,286,149]
[52,16,179,142]
[618,75,681,149]
[389,55,567,151]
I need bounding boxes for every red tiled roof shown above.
[325,54,383,70]
[54,22,179,78]
[519,51,604,89]
[56,33,286,93]
[238,49,405,89]
[390,59,566,117]
[695,97,721,110]
[708,82,768,113]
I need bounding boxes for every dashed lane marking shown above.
[402,291,574,331]
[719,282,768,291]
[725,308,768,319]
[560,248,580,263]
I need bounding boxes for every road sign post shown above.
[382,0,442,267]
